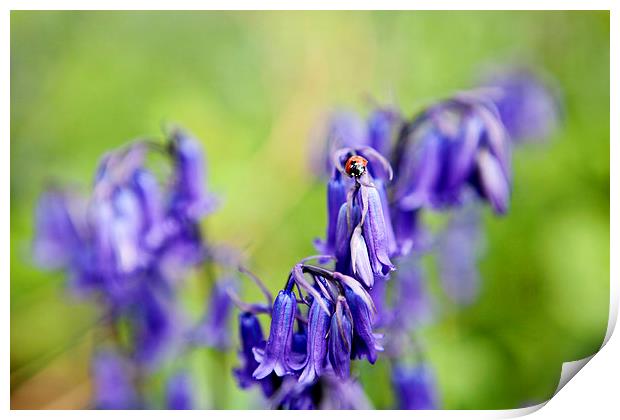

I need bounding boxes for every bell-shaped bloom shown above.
[191,277,235,350]
[481,68,561,143]
[315,170,348,255]
[166,372,194,410]
[358,185,395,279]
[92,350,138,409]
[33,190,85,270]
[350,226,374,288]
[392,96,511,215]
[298,297,333,385]
[345,287,383,364]
[367,108,400,159]
[328,298,353,379]
[253,289,298,379]
[391,363,439,409]
[168,130,218,220]
[334,202,360,274]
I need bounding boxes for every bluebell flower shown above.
[392,95,511,215]
[344,286,383,364]
[391,363,439,409]
[166,372,194,410]
[92,350,138,409]
[315,170,349,255]
[367,108,400,158]
[168,129,218,220]
[480,68,561,143]
[328,298,353,379]
[358,184,395,279]
[253,289,298,379]
[191,277,236,350]
[298,297,333,385]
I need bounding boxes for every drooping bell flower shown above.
[344,286,383,364]
[357,184,395,279]
[191,277,236,350]
[350,226,374,288]
[298,297,333,385]
[367,108,400,159]
[480,67,561,143]
[32,190,85,270]
[315,170,348,255]
[328,298,353,379]
[233,312,281,398]
[166,372,194,410]
[391,363,439,410]
[253,289,298,379]
[168,129,218,221]
[92,350,138,409]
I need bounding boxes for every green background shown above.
[10,11,610,409]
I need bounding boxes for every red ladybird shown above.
[344,155,368,178]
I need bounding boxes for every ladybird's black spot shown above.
[348,162,366,178]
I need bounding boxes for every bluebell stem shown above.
[479,67,561,143]
[166,372,194,410]
[92,350,138,409]
[391,363,439,409]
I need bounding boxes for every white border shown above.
[3,2,616,419]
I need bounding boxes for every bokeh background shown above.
[10,11,609,409]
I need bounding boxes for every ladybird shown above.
[344,155,368,178]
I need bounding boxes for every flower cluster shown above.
[33,129,235,409]
[232,146,398,409]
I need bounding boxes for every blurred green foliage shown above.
[10,11,609,409]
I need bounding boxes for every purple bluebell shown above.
[191,277,235,350]
[350,226,374,288]
[298,297,333,385]
[480,68,561,143]
[437,204,484,305]
[391,363,439,410]
[358,184,395,279]
[92,350,138,409]
[166,372,194,410]
[168,129,218,220]
[328,298,353,379]
[233,312,281,397]
[345,286,383,364]
[33,190,85,270]
[367,108,400,158]
[392,96,511,215]
[315,170,349,255]
[253,289,298,379]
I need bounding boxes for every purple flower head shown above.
[92,350,138,409]
[367,107,401,158]
[344,285,383,364]
[315,170,349,255]
[166,372,194,410]
[350,225,374,288]
[168,129,218,220]
[253,289,298,379]
[33,190,85,270]
[480,67,561,143]
[391,363,439,410]
[191,277,236,350]
[298,297,333,385]
[437,204,485,306]
[328,297,353,379]
[393,95,511,215]
[233,312,281,397]
[358,183,396,279]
